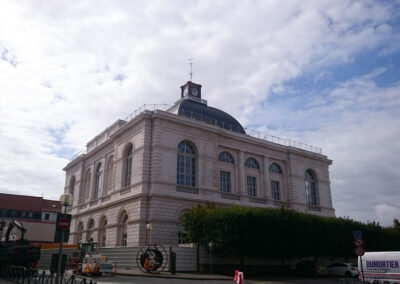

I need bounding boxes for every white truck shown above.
[358,251,400,284]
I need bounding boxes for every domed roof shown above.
[168,98,246,134]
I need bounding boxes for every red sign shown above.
[355,247,365,256]
[58,217,71,231]
[354,239,364,247]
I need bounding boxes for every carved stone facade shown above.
[64,82,335,247]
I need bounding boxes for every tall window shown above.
[84,170,92,202]
[245,158,259,169]
[118,212,128,247]
[305,169,318,206]
[247,176,257,197]
[93,163,102,199]
[69,176,76,197]
[218,151,234,163]
[178,212,189,244]
[76,222,83,244]
[220,171,231,193]
[104,156,114,195]
[122,215,128,246]
[98,217,107,248]
[269,163,282,174]
[124,145,133,187]
[177,141,196,187]
[87,219,94,241]
[271,181,280,200]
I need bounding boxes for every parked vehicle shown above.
[323,262,358,277]
[292,259,322,276]
[358,251,400,284]
[0,220,41,270]
[68,240,113,276]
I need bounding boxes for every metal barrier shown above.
[1,266,97,284]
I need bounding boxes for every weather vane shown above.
[188,57,194,81]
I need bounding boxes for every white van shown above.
[358,251,400,284]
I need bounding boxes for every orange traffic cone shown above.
[144,257,154,272]
[93,261,99,273]
[233,269,239,281]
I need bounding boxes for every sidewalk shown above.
[114,268,232,280]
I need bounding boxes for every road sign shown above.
[58,217,71,230]
[56,213,72,231]
[353,230,362,239]
[354,239,364,247]
[355,247,365,256]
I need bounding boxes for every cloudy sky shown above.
[0,0,399,226]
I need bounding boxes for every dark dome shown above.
[168,99,246,134]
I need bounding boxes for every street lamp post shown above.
[208,241,213,274]
[56,193,73,284]
[146,223,152,245]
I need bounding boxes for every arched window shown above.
[76,222,83,244]
[218,151,234,164]
[269,163,282,174]
[124,145,133,187]
[87,218,94,241]
[93,163,102,200]
[104,156,114,195]
[83,169,92,202]
[245,157,259,169]
[176,141,196,187]
[305,169,318,206]
[118,212,128,247]
[98,217,107,248]
[177,211,189,244]
[69,176,76,196]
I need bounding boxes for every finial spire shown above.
[188,57,194,81]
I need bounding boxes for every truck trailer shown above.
[358,251,400,284]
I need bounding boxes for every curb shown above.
[114,270,232,281]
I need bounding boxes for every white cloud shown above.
[0,0,399,227]
[254,72,400,226]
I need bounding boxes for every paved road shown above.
[0,275,361,284]
[96,275,361,284]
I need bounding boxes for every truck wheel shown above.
[373,280,380,284]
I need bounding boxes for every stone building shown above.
[64,81,335,247]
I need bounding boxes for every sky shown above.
[0,0,399,226]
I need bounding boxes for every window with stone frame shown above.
[269,163,282,174]
[124,145,133,187]
[218,151,234,164]
[176,141,196,187]
[93,163,102,200]
[104,156,114,195]
[83,170,92,202]
[76,222,83,244]
[219,171,231,193]
[271,180,280,200]
[87,219,94,241]
[118,212,128,247]
[177,213,189,244]
[245,157,259,169]
[69,176,76,196]
[247,176,257,197]
[98,217,107,248]
[305,169,318,206]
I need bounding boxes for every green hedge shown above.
[182,204,400,261]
